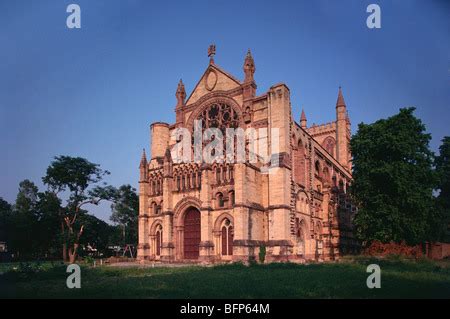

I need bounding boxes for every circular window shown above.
[198,103,239,131]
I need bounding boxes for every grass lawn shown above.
[1,256,449,298]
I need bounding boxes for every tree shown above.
[1,182,60,259]
[110,185,139,246]
[42,156,117,263]
[350,108,436,245]
[435,136,450,242]
[77,213,116,256]
[35,191,62,258]
[0,197,12,244]
[10,180,40,258]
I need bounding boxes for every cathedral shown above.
[137,46,357,263]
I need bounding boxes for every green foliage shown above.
[77,212,116,255]
[435,137,450,242]
[0,197,12,242]
[42,156,117,261]
[34,192,62,257]
[110,185,138,246]
[83,255,95,265]
[0,156,125,261]
[42,156,110,197]
[258,244,266,264]
[9,180,40,258]
[0,185,62,259]
[16,261,44,274]
[351,108,436,244]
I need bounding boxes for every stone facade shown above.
[137,48,357,263]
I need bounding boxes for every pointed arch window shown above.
[229,166,234,181]
[192,172,196,188]
[229,191,235,207]
[221,218,233,256]
[217,193,224,208]
[216,167,221,184]
[322,136,336,156]
[197,171,202,187]
[155,225,163,256]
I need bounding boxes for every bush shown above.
[363,241,423,258]
[259,245,266,264]
[84,256,95,266]
[5,261,45,280]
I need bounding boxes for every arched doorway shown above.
[183,207,201,259]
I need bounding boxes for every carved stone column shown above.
[199,165,214,262]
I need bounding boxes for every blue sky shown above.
[1,0,449,221]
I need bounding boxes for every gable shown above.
[185,64,241,106]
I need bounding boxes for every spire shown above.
[208,44,216,64]
[243,49,255,83]
[336,86,346,108]
[335,86,350,170]
[300,109,307,129]
[139,148,147,168]
[301,109,306,121]
[176,79,186,108]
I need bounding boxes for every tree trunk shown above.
[61,221,68,262]
[67,224,84,264]
[68,244,79,264]
[63,243,67,262]
[63,208,84,264]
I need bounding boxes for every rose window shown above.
[198,103,240,134]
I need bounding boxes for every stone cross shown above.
[208,44,216,63]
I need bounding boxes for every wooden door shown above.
[183,208,200,259]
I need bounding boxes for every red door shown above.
[184,208,201,259]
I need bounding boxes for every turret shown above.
[150,122,170,159]
[300,109,307,129]
[139,148,147,182]
[175,79,186,107]
[335,87,349,170]
[243,49,256,101]
[175,79,186,124]
[243,49,255,83]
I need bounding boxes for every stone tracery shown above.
[198,102,240,133]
